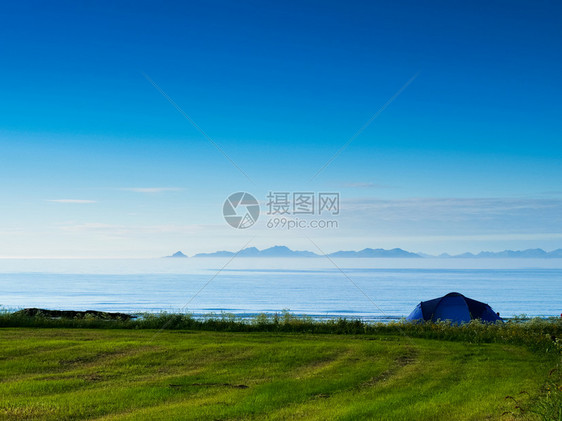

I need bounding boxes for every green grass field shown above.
[0,327,559,420]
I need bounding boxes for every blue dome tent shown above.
[406,292,502,323]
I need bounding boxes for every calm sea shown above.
[0,258,560,319]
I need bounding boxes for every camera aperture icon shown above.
[223,192,260,229]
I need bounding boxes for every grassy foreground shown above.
[0,327,559,420]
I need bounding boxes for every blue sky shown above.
[1,1,561,257]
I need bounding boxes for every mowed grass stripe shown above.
[0,328,555,420]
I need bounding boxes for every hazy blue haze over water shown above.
[0,258,560,319]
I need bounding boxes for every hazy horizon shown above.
[3,245,562,260]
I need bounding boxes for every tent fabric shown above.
[406,292,502,323]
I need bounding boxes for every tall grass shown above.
[1,309,560,354]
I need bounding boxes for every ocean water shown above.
[0,258,560,319]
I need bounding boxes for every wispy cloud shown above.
[119,187,184,193]
[59,223,119,232]
[540,190,562,196]
[340,196,562,236]
[47,199,97,204]
[57,222,218,236]
[359,233,562,242]
[343,197,562,217]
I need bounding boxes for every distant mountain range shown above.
[194,246,420,258]
[326,248,420,258]
[438,248,562,258]
[166,246,562,259]
[164,251,188,258]
[194,246,317,258]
